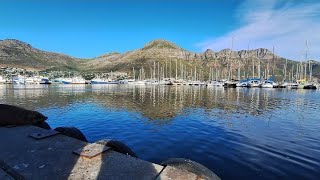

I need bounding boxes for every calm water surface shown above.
[0,84,320,179]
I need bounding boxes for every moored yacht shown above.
[303,83,317,89]
[285,82,299,89]
[236,79,249,87]
[247,79,261,88]
[259,80,274,88]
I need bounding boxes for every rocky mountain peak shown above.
[0,39,33,49]
[204,49,214,53]
[142,39,181,50]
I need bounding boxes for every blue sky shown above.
[0,0,319,60]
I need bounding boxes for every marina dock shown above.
[0,125,215,180]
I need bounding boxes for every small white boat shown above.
[13,76,25,85]
[172,79,183,85]
[260,82,273,88]
[285,82,299,89]
[91,78,119,84]
[247,79,261,88]
[62,77,86,84]
[188,81,206,86]
[0,76,6,84]
[25,77,40,84]
[208,80,224,87]
[131,80,147,85]
[124,79,135,84]
[236,81,248,87]
[259,80,277,88]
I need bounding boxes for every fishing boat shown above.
[62,77,86,84]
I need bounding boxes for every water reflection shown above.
[1,84,318,121]
[0,84,320,179]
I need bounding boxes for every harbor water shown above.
[0,84,319,179]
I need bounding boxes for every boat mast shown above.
[165,59,168,78]
[258,56,261,80]
[194,66,197,81]
[238,44,241,80]
[153,61,156,81]
[229,37,234,80]
[133,67,135,81]
[252,56,255,78]
[175,58,178,80]
[209,67,212,81]
[249,44,254,78]
[306,40,312,82]
[158,61,160,82]
[284,58,287,82]
[169,58,172,79]
[273,46,276,76]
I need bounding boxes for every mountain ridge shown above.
[1,38,319,79]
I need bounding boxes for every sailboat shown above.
[303,41,317,89]
[223,38,237,88]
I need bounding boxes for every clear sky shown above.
[0,0,319,60]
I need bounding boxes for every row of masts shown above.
[133,61,206,82]
[133,41,313,83]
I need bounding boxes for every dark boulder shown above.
[0,104,47,126]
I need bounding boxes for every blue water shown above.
[1,84,320,179]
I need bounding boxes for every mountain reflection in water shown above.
[0,84,319,179]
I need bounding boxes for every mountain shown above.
[1,38,319,80]
[80,39,302,80]
[81,40,280,71]
[0,39,79,70]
